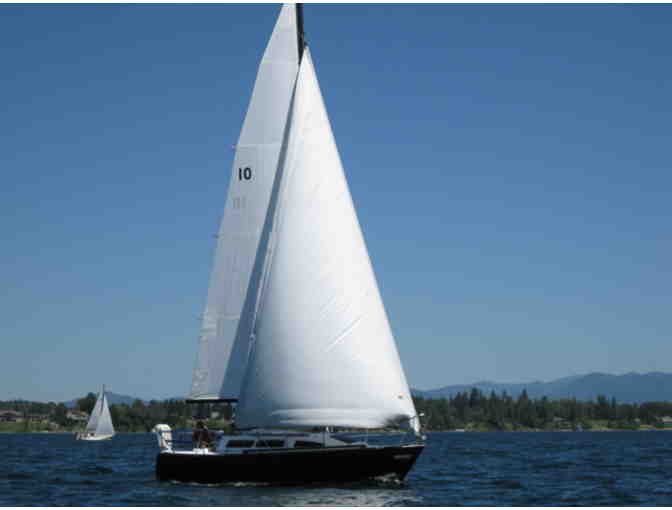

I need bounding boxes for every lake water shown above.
[2,431,672,506]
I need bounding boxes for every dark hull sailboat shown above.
[156,443,424,484]
[154,3,425,485]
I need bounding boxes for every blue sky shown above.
[1,4,670,402]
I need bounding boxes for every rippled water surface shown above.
[2,431,672,506]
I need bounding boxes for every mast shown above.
[296,4,305,62]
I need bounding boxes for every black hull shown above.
[156,444,424,484]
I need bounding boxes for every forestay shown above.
[236,49,419,433]
[189,5,300,401]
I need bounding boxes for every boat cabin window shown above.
[226,440,255,448]
[254,440,285,448]
[332,434,356,444]
[294,440,323,448]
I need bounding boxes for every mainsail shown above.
[235,48,419,433]
[189,5,301,401]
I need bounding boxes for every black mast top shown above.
[296,3,306,62]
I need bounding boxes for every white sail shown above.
[236,49,419,432]
[84,388,115,437]
[189,5,301,401]
[95,393,115,437]
[84,393,101,433]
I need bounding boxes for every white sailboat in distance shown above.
[76,385,115,441]
[154,4,424,484]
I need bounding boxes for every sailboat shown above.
[153,4,424,484]
[75,385,115,441]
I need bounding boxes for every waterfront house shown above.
[66,410,89,422]
[0,410,23,422]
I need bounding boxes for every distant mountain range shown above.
[60,372,672,408]
[63,392,144,408]
[412,372,672,404]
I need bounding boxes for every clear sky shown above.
[2,4,671,402]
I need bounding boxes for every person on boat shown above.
[192,421,212,449]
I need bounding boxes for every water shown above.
[2,431,672,506]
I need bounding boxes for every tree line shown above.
[413,389,672,431]
[3,389,672,432]
[75,394,233,432]
[0,396,230,433]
